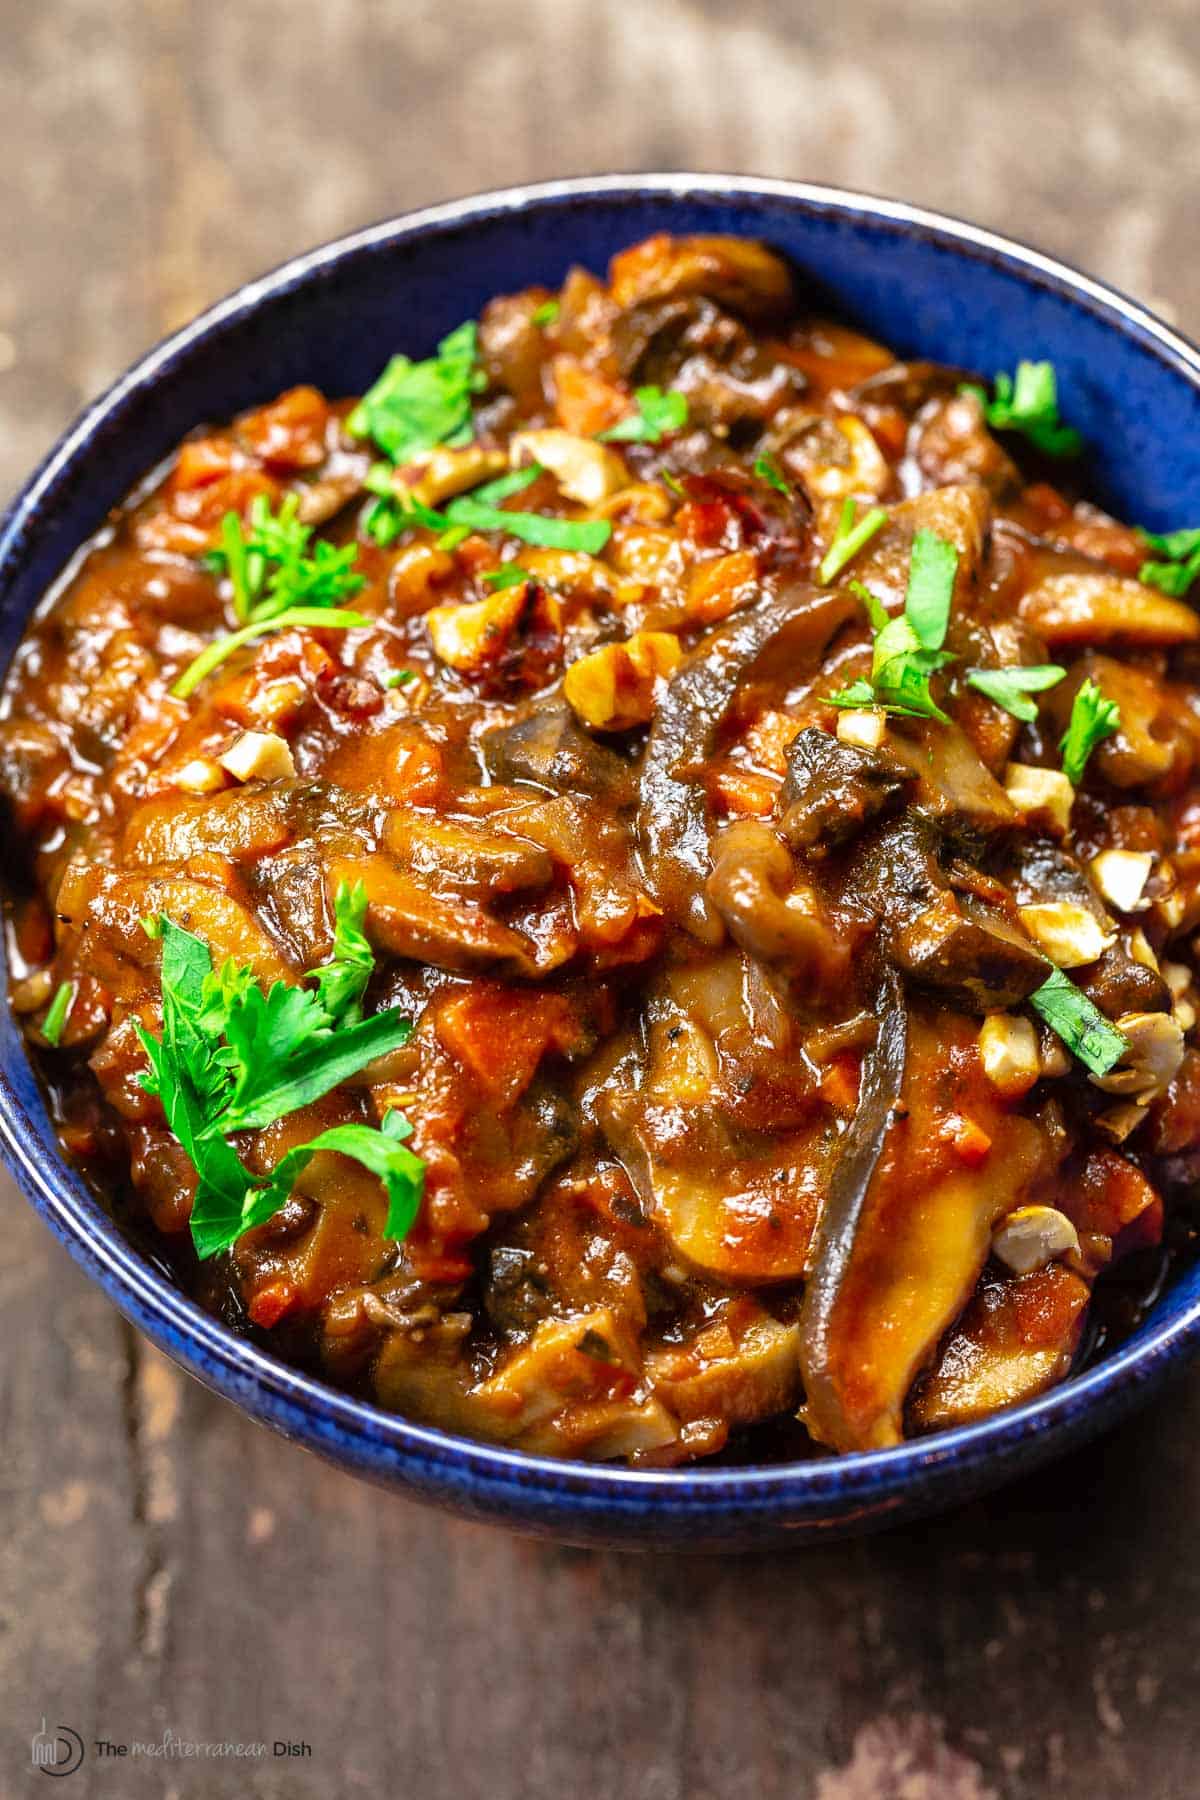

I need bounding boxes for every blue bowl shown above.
[4,176,1200,1550]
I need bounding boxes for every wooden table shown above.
[4,3,1200,1793]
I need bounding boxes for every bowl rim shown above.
[4,171,1200,1516]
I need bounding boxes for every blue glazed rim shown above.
[4,174,1200,1543]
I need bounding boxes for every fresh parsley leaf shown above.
[963,361,1082,457]
[406,464,612,555]
[1138,525,1200,598]
[965,662,1066,723]
[210,495,364,627]
[308,881,373,1026]
[599,386,689,444]
[819,498,888,586]
[137,913,419,1260]
[826,678,877,711]
[383,668,417,687]
[347,320,482,463]
[848,579,888,632]
[661,471,686,499]
[482,565,530,590]
[903,528,959,648]
[829,528,959,720]
[172,605,368,700]
[1028,967,1127,1076]
[753,454,790,496]
[41,980,75,1047]
[1060,676,1121,785]
[532,299,561,328]
[242,1111,424,1245]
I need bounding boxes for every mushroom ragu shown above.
[4,232,1200,1464]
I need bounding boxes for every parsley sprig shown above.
[364,463,611,556]
[753,454,790,496]
[962,360,1082,458]
[965,663,1066,723]
[599,386,688,444]
[819,497,888,586]
[347,321,484,464]
[42,980,75,1047]
[1138,526,1200,599]
[1029,967,1127,1077]
[829,528,958,720]
[137,904,423,1260]
[1060,677,1121,785]
[180,495,368,699]
[207,494,364,625]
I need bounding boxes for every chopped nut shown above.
[1163,960,1192,999]
[510,428,628,506]
[1090,1010,1186,1101]
[1095,1102,1149,1144]
[406,444,506,506]
[1018,901,1115,968]
[1004,763,1074,836]
[1128,928,1160,972]
[836,709,887,751]
[170,755,228,794]
[427,587,526,672]
[219,730,296,783]
[991,1204,1081,1274]
[803,416,890,501]
[1091,849,1154,913]
[563,631,683,730]
[978,1012,1040,1099]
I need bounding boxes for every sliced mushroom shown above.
[638,584,857,940]
[479,705,635,805]
[1020,572,1200,648]
[777,725,914,855]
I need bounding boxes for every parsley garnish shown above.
[599,386,688,444]
[962,361,1082,457]
[207,495,365,625]
[1060,677,1121,785]
[383,668,417,688]
[1138,526,1200,598]
[403,465,612,555]
[753,454,790,496]
[179,495,368,698]
[819,498,888,586]
[1029,968,1127,1076]
[532,299,560,328]
[307,881,373,1026]
[347,321,484,464]
[965,663,1066,723]
[830,529,958,720]
[42,980,75,1047]
[172,605,368,700]
[137,914,422,1260]
[482,565,530,590]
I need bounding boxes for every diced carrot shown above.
[236,385,329,470]
[248,1279,301,1329]
[436,984,577,1106]
[552,355,628,436]
[708,764,779,817]
[685,550,760,625]
[391,738,443,806]
[820,1053,862,1114]
[173,437,239,491]
[942,1114,993,1166]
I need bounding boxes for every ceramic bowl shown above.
[4,176,1200,1550]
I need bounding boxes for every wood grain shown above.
[3,2,1200,1794]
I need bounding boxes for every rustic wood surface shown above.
[3,2,1200,1793]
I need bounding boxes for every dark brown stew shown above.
[5,232,1200,1463]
